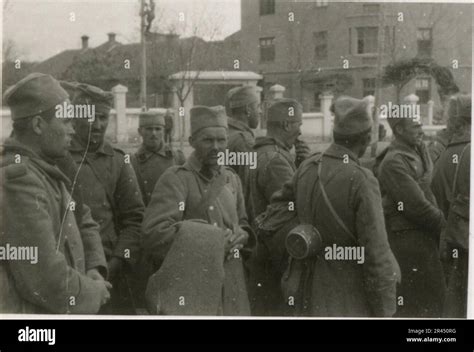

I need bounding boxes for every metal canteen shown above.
[285,224,323,260]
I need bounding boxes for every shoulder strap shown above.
[317,156,357,243]
[451,143,470,197]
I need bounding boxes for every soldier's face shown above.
[39,115,75,158]
[247,101,262,129]
[139,125,164,151]
[189,127,228,166]
[287,120,302,146]
[73,108,110,146]
[397,120,424,147]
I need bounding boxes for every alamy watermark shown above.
[18,326,55,345]
[217,149,257,170]
[380,102,420,122]
[0,243,38,264]
[324,244,365,264]
[55,102,95,122]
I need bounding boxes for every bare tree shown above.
[146,1,224,147]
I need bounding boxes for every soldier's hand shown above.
[225,228,249,260]
[295,139,310,165]
[224,229,234,254]
[87,268,104,281]
[97,281,111,306]
[87,268,113,292]
[107,257,123,281]
[229,228,249,247]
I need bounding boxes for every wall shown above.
[240,1,472,112]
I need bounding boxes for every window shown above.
[416,78,431,103]
[363,4,380,14]
[314,31,328,59]
[363,78,376,97]
[417,28,432,57]
[316,0,328,7]
[260,0,275,16]
[259,37,275,62]
[357,27,378,54]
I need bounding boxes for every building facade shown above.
[238,0,472,120]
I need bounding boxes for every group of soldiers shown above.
[0,72,470,318]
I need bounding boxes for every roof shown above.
[168,71,263,81]
[33,49,83,78]
[33,32,243,83]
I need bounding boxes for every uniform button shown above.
[213,222,218,227]
[209,205,214,211]
[144,180,148,184]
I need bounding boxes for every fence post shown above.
[112,84,129,143]
[427,99,434,125]
[269,84,285,100]
[320,92,334,141]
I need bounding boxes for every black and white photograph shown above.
[0,0,473,335]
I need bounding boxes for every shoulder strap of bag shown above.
[317,156,357,243]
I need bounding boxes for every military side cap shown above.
[3,73,69,120]
[267,98,303,122]
[60,81,113,109]
[139,111,165,127]
[447,94,471,123]
[190,105,228,135]
[225,86,240,115]
[331,96,372,135]
[226,85,259,110]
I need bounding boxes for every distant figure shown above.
[132,110,185,206]
[164,108,174,145]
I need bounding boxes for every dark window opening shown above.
[259,37,275,62]
[357,27,378,54]
[363,78,376,97]
[314,31,328,59]
[417,28,432,57]
[260,0,275,16]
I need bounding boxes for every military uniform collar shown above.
[2,137,71,185]
[228,117,255,137]
[448,130,471,147]
[388,138,421,160]
[70,136,114,156]
[184,152,223,182]
[324,143,360,165]
[255,136,290,151]
[136,143,169,162]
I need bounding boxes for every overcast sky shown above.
[3,0,241,62]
